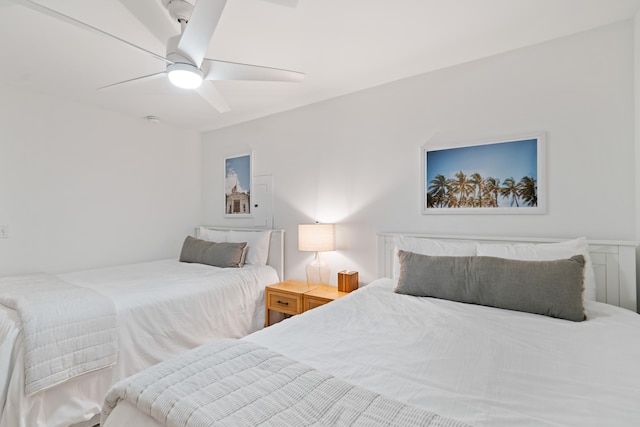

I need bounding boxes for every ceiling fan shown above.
[11,0,305,113]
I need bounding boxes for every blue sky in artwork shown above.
[225,155,250,194]
[426,139,537,185]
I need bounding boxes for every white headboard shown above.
[378,233,638,312]
[197,227,284,280]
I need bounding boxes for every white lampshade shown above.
[298,223,335,252]
[298,223,335,286]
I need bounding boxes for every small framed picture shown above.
[224,152,252,217]
[422,133,546,214]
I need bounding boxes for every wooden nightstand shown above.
[303,285,348,311]
[265,281,347,326]
[265,280,310,327]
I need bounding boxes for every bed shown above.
[100,233,640,427]
[0,227,283,427]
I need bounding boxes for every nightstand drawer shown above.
[265,280,311,326]
[266,291,301,316]
[303,285,347,312]
[304,295,330,311]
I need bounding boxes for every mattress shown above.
[103,277,640,427]
[0,259,279,427]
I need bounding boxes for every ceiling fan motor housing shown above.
[164,0,194,24]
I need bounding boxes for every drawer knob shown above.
[276,300,289,306]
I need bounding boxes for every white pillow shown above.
[393,236,478,279]
[476,237,596,301]
[197,227,228,242]
[228,230,272,265]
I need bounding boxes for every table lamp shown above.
[298,223,335,287]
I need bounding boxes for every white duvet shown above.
[0,259,278,427]
[102,278,640,427]
[248,279,640,426]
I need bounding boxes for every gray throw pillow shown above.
[179,236,247,268]
[395,250,586,321]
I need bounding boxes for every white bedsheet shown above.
[0,259,278,427]
[246,279,640,426]
[101,278,640,427]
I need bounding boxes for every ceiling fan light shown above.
[167,63,203,89]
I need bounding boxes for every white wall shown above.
[0,84,202,276]
[635,11,640,310]
[202,20,636,287]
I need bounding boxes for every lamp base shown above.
[306,252,330,287]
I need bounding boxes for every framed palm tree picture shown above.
[422,133,546,214]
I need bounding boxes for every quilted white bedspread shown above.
[101,339,470,427]
[0,260,279,427]
[0,273,116,395]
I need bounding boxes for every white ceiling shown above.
[2,0,639,132]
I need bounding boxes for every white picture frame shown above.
[224,152,253,217]
[422,132,546,215]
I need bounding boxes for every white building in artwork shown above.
[226,184,250,215]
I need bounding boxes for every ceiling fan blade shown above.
[176,0,227,67]
[262,0,299,7]
[118,0,176,44]
[202,59,305,82]
[98,71,167,90]
[10,0,170,64]
[195,82,230,113]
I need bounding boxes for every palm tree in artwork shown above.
[469,173,484,207]
[445,191,459,208]
[500,177,520,207]
[451,171,475,206]
[519,176,538,207]
[426,193,435,208]
[428,174,449,208]
[483,177,500,207]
